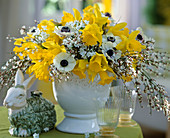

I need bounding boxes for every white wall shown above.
[113,0,146,30]
[0,0,42,105]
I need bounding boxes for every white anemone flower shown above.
[102,33,122,45]
[136,27,155,49]
[136,27,155,43]
[53,52,76,72]
[102,42,121,60]
[27,26,40,36]
[54,25,76,37]
[102,41,117,50]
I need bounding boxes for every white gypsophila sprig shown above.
[49,64,71,83]
[62,32,83,48]
[79,47,87,58]
[0,55,32,89]
[86,51,96,58]
[27,26,49,44]
[20,26,27,35]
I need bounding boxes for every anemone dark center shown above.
[60,60,68,67]
[31,29,36,33]
[61,26,70,32]
[107,49,114,57]
[107,37,116,43]
[137,34,143,40]
[105,12,111,18]
[113,47,117,51]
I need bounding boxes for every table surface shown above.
[0,105,143,138]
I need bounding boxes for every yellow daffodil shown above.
[83,5,94,13]
[98,71,116,85]
[61,9,82,26]
[13,42,40,55]
[37,19,55,34]
[45,33,61,44]
[42,41,66,55]
[14,38,25,45]
[88,53,113,82]
[14,36,32,46]
[42,41,60,49]
[107,22,127,37]
[82,24,103,46]
[73,8,81,21]
[94,5,108,29]
[94,4,100,10]
[27,61,50,82]
[82,4,108,28]
[88,53,108,72]
[27,49,56,81]
[82,5,95,24]
[116,30,146,52]
[83,12,96,24]
[87,69,98,83]
[72,59,88,79]
[61,11,74,26]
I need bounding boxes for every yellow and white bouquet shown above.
[0,4,169,119]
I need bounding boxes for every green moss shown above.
[9,92,56,137]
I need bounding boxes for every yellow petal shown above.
[94,6,101,18]
[94,7,108,28]
[98,71,115,85]
[46,33,61,44]
[72,70,86,79]
[114,22,127,30]
[78,59,88,69]
[141,45,146,49]
[82,24,102,46]
[83,5,94,13]
[61,11,74,26]
[116,36,127,52]
[89,56,102,72]
[73,8,81,21]
[87,69,97,82]
[83,12,95,24]
[72,60,88,79]
[94,4,100,10]
[108,22,127,37]
[14,38,24,45]
[129,30,140,40]
[128,40,142,52]
[42,41,56,49]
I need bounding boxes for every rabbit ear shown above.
[23,75,36,90]
[15,69,24,86]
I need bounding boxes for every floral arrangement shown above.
[0,4,169,119]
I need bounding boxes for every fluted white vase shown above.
[52,73,111,134]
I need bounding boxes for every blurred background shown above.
[0,0,169,138]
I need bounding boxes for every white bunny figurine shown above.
[3,69,56,137]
